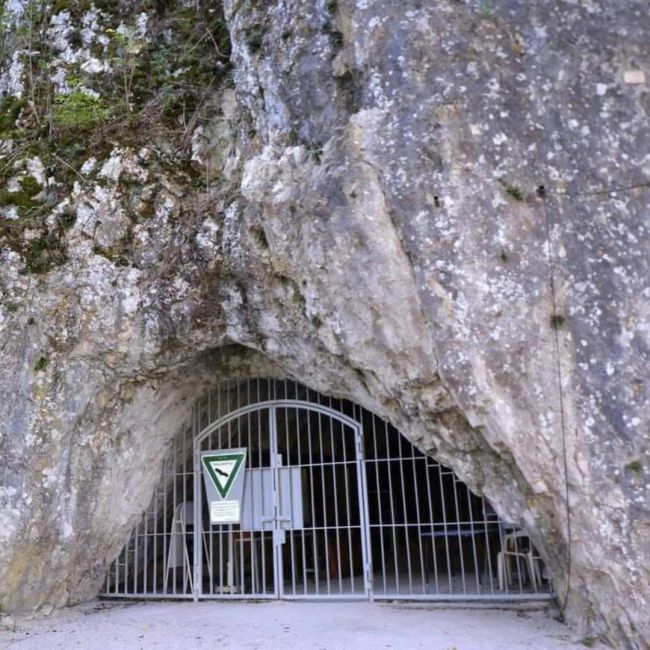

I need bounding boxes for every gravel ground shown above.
[0,601,602,649]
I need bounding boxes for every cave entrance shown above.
[101,378,551,602]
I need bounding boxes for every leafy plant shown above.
[52,90,111,131]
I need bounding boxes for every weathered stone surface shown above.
[0,1,648,648]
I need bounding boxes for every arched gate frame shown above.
[192,400,372,600]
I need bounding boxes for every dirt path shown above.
[0,601,599,649]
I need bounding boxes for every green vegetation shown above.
[52,90,111,131]
[0,96,26,137]
[245,25,266,53]
[500,180,525,202]
[479,2,496,21]
[33,355,49,371]
[0,0,231,274]
[24,234,66,273]
[0,175,43,213]
[625,460,643,474]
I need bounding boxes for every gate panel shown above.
[275,405,368,599]
[196,408,277,598]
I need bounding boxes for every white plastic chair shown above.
[497,531,544,590]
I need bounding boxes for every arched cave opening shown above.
[100,377,551,602]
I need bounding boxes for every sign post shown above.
[201,448,247,524]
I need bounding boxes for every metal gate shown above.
[193,402,370,599]
[101,378,551,602]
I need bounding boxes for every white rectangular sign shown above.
[210,499,241,524]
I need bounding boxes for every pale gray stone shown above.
[0,1,648,648]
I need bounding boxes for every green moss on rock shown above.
[52,91,111,132]
[0,96,26,137]
[0,175,44,215]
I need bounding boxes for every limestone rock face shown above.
[0,1,648,648]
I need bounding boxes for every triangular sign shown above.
[202,452,245,499]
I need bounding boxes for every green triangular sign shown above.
[202,452,245,499]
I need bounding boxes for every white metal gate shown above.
[193,402,370,599]
[102,378,551,602]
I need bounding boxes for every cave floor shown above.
[0,600,599,649]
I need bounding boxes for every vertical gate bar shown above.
[118,545,123,595]
[280,406,289,594]
[514,531,525,593]
[193,401,202,601]
[383,420,400,593]
[370,414,386,594]
[217,386,223,595]
[133,519,139,595]
[122,545,127,595]
[500,516,509,595]
[465,485,480,593]
[176,430,181,595]
[396,426,413,594]
[270,405,282,598]
[163,455,168,594]
[206,393,213,597]
[258,397,267,595]
[172,435,178,595]
[286,407,296,596]
[189,408,194,597]
[236,385,244,594]
[205,399,212,596]
[423,456,440,594]
[355,407,373,600]
[286,401,292,592]
[217,421,223,595]
[246,381,253,595]
[317,411,331,595]
[296,408,308,595]
[410,453,426,594]
[481,497,500,594]
[143,504,148,595]
[181,408,188,595]
[306,406,319,595]
[328,405,343,594]
[254,383,260,594]
[437,465,453,592]
[208,422,214,597]
[341,417,355,594]
[208,388,212,436]
[153,481,158,594]
[450,475,467,593]
[481,497,496,594]
[246,410,254,596]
